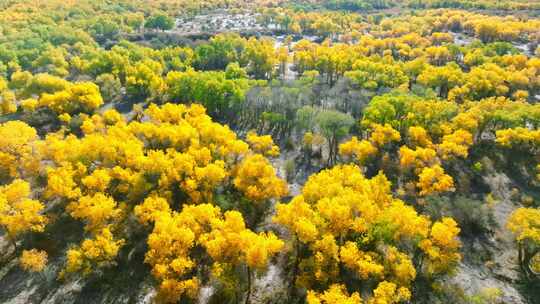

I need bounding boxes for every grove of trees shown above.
[0,0,540,303]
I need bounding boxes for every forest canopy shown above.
[0,0,539,303]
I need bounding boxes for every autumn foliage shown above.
[0,0,539,303]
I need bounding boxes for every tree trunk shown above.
[0,238,18,268]
[245,266,252,304]
[289,237,301,302]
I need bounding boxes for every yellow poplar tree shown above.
[274,165,461,302]
[0,179,47,250]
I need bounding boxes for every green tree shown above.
[315,109,355,165]
[194,33,247,71]
[166,69,251,119]
[145,14,174,32]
